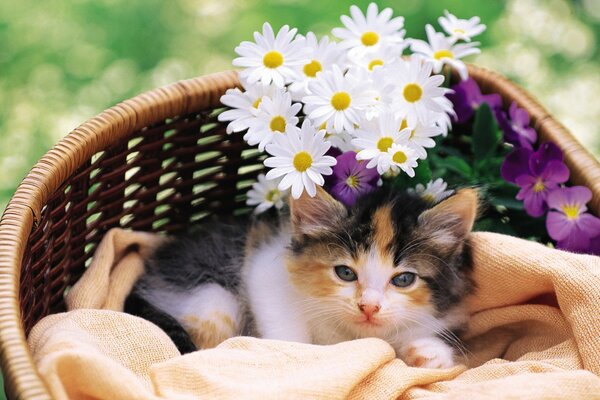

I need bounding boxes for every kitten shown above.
[125,185,477,368]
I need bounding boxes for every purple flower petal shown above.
[576,213,600,238]
[482,93,503,110]
[557,235,592,253]
[586,235,600,256]
[529,142,563,176]
[522,190,547,217]
[547,186,592,211]
[546,187,570,210]
[499,101,537,149]
[509,102,529,126]
[539,160,569,184]
[546,211,574,241]
[447,78,502,124]
[501,147,533,183]
[328,151,379,207]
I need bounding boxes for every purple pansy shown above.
[501,142,569,217]
[447,78,503,124]
[546,186,600,253]
[327,151,379,207]
[497,102,537,150]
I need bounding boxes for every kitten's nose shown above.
[358,303,380,317]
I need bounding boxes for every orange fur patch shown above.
[372,205,394,258]
[405,283,431,306]
[286,243,349,297]
[182,313,236,349]
[287,258,338,297]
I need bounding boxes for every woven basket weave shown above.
[0,66,599,399]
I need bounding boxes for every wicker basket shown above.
[0,66,599,399]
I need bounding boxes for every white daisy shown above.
[247,174,289,214]
[326,131,355,153]
[303,65,376,134]
[390,56,447,127]
[218,80,278,134]
[245,89,302,151]
[347,44,404,72]
[233,22,310,87]
[332,3,406,58]
[410,178,454,203]
[313,122,354,153]
[289,32,344,101]
[352,111,411,175]
[347,66,397,120]
[410,24,481,80]
[438,10,486,43]
[387,143,419,177]
[264,120,337,198]
[402,119,444,159]
[430,95,456,136]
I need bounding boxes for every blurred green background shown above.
[0,0,599,396]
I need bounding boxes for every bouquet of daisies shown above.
[219,4,485,209]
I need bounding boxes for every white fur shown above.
[400,336,456,369]
[242,231,311,342]
[142,283,241,332]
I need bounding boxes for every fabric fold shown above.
[28,228,600,399]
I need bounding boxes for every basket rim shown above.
[0,66,598,399]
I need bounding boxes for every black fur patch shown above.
[124,292,197,354]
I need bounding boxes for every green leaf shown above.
[490,195,525,211]
[432,155,473,178]
[412,159,432,185]
[472,103,501,161]
[392,159,432,189]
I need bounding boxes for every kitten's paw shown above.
[401,337,455,369]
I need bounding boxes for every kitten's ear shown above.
[289,186,347,236]
[418,188,479,237]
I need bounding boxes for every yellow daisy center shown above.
[562,205,580,220]
[453,28,466,35]
[331,91,351,111]
[392,150,408,164]
[265,189,280,203]
[403,83,423,103]
[269,115,286,133]
[377,137,394,152]
[303,59,322,77]
[293,151,313,172]
[252,97,262,109]
[263,50,284,69]
[409,130,416,139]
[434,49,454,60]
[361,31,379,46]
[368,59,384,70]
[422,193,436,203]
[346,175,359,189]
[533,179,545,193]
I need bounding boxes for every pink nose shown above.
[358,303,380,317]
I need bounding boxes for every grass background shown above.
[0,0,599,396]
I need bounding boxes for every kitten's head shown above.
[287,185,477,337]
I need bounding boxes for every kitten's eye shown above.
[334,265,357,282]
[391,272,417,288]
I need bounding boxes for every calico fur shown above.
[126,185,477,368]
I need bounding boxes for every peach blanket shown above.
[28,228,600,399]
